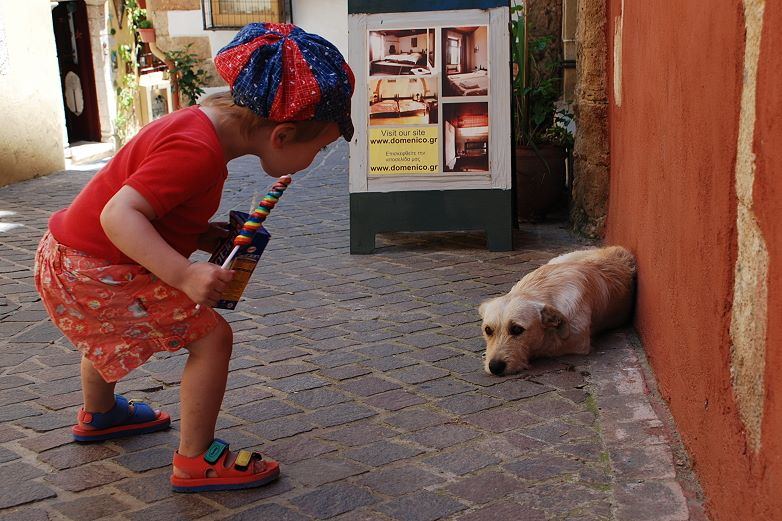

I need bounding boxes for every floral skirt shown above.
[34,231,218,382]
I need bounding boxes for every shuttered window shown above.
[202,0,285,29]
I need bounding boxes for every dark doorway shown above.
[52,0,100,144]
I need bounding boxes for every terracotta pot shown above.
[138,28,156,43]
[514,144,568,222]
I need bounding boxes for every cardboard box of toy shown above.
[208,210,270,310]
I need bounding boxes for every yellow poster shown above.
[369,126,439,175]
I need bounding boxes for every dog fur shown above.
[479,246,636,375]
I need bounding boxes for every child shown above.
[33,23,354,493]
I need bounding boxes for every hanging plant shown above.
[136,19,155,43]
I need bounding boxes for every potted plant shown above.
[136,19,155,43]
[511,3,574,222]
[165,44,211,106]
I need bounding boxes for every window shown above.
[447,37,460,66]
[202,0,286,30]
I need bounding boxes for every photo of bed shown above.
[369,29,435,76]
[441,26,489,97]
[369,77,439,126]
[442,102,489,172]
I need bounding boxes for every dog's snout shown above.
[488,359,507,376]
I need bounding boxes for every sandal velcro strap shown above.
[204,439,229,465]
[233,450,254,471]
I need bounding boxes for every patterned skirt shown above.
[34,231,218,382]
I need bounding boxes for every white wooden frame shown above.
[348,7,511,193]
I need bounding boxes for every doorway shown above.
[52,0,101,144]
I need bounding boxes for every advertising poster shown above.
[366,25,490,177]
[369,126,439,175]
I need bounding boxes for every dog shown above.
[479,246,636,376]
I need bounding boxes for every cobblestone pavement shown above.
[0,143,707,520]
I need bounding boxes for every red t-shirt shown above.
[49,106,228,264]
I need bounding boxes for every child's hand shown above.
[197,221,231,254]
[179,262,234,307]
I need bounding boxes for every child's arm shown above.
[101,185,233,307]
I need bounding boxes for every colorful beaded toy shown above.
[222,174,291,265]
[196,175,291,310]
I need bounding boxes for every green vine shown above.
[112,0,148,146]
[114,70,138,146]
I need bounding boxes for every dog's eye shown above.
[509,324,526,336]
[484,326,494,336]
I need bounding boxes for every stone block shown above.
[291,482,377,519]
[357,465,444,496]
[53,493,129,521]
[345,440,423,467]
[404,423,481,449]
[44,463,124,492]
[377,491,466,521]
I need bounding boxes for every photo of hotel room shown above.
[369,77,439,126]
[369,29,435,76]
[443,102,489,172]
[441,26,489,97]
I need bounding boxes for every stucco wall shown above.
[604,0,781,519]
[0,0,66,187]
[148,0,348,99]
[291,0,347,57]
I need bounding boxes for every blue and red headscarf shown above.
[215,23,355,141]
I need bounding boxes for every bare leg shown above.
[81,356,116,413]
[172,314,268,479]
[176,314,233,459]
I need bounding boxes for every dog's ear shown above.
[478,299,492,319]
[540,305,570,338]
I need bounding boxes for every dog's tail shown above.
[593,245,637,331]
[603,245,637,276]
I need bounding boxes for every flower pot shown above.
[138,28,156,43]
[514,144,568,222]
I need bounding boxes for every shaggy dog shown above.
[479,246,636,376]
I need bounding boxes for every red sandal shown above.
[170,439,280,493]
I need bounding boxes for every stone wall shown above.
[570,0,608,237]
[526,0,563,81]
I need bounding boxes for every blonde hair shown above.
[201,91,332,141]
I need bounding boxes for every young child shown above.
[33,23,354,493]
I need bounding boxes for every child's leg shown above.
[75,355,169,441]
[177,313,233,458]
[172,314,276,485]
[81,356,117,413]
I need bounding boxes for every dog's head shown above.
[478,295,569,375]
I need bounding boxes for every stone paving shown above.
[0,142,707,520]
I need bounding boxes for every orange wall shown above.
[753,0,782,512]
[604,1,781,519]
